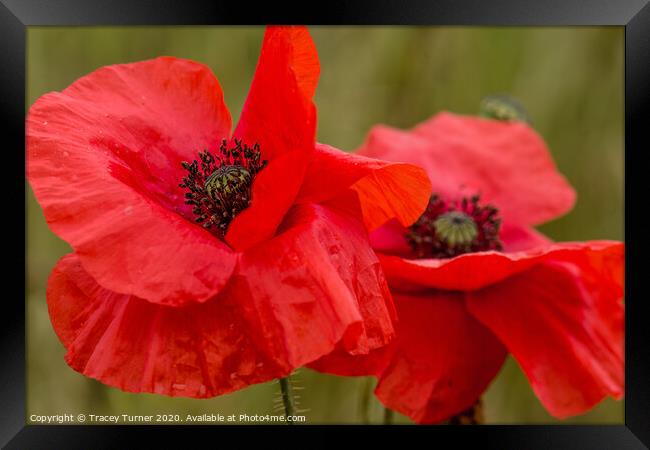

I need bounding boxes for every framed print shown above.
[2,0,649,448]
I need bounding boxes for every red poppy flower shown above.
[27,27,431,398]
[310,112,624,423]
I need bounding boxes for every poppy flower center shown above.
[405,194,503,259]
[179,139,267,236]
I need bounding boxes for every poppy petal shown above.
[227,26,320,250]
[48,254,289,398]
[308,341,395,378]
[466,254,624,418]
[235,202,396,364]
[378,241,620,293]
[368,219,414,257]
[296,143,432,230]
[357,112,576,227]
[49,202,395,397]
[373,292,507,424]
[500,222,552,252]
[27,57,237,306]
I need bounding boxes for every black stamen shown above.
[405,194,503,259]
[179,139,267,237]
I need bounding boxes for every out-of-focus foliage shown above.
[27,26,623,424]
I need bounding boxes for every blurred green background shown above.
[26,26,624,424]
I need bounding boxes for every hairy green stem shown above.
[279,377,295,422]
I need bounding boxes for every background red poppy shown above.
[27,26,623,424]
[309,112,623,424]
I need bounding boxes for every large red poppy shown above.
[27,27,431,398]
[310,112,624,423]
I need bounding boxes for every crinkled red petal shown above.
[373,292,507,424]
[237,202,396,363]
[27,57,236,306]
[48,202,396,397]
[308,342,395,378]
[296,143,432,230]
[227,26,320,251]
[48,254,287,398]
[466,247,624,418]
[357,112,576,227]
[378,241,620,293]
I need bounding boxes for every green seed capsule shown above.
[433,211,478,247]
[204,165,251,212]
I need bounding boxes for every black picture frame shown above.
[3,1,649,448]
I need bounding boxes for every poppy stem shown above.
[279,376,296,422]
[383,406,394,425]
[358,376,373,424]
